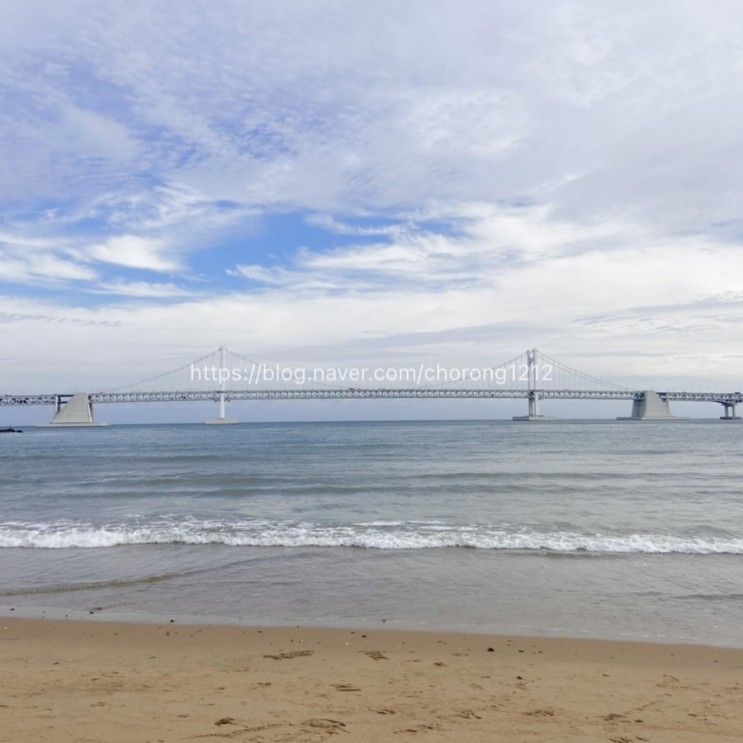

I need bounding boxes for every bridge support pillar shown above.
[720,402,741,420]
[47,393,105,427]
[206,346,239,424]
[618,391,676,420]
[206,392,238,425]
[513,390,555,421]
[513,349,556,420]
[529,391,540,417]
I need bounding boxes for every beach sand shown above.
[0,618,741,742]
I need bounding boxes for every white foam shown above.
[1,520,742,553]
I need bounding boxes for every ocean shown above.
[1,420,742,645]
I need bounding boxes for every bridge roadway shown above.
[1,388,742,406]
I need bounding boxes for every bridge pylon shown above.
[512,348,555,421]
[205,346,238,425]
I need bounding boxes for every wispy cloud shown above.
[89,280,196,298]
[0,237,97,285]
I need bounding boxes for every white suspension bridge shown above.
[1,347,741,425]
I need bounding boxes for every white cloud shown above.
[87,236,180,272]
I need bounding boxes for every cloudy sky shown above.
[1,0,742,420]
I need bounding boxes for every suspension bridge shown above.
[1,347,741,425]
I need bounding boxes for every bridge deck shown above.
[1,388,742,406]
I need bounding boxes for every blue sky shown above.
[1,0,743,421]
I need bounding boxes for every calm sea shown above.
[1,420,742,645]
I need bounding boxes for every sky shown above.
[1,0,742,422]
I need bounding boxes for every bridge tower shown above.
[513,348,554,421]
[206,345,238,425]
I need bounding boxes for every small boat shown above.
[0,427,22,433]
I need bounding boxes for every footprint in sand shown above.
[456,709,482,720]
[302,718,347,732]
[333,683,361,692]
[364,650,388,661]
[395,723,436,734]
[263,649,314,660]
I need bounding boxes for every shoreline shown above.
[2,617,742,741]
[4,603,743,650]
[0,605,743,652]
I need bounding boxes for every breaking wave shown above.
[1,519,742,554]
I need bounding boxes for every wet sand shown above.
[0,618,741,742]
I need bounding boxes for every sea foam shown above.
[0,519,741,553]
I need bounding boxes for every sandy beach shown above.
[0,618,740,742]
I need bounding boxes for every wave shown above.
[1,519,742,553]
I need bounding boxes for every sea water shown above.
[1,420,742,645]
